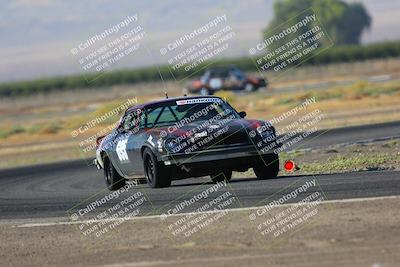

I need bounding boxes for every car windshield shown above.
[142,98,240,128]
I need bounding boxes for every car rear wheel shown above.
[253,154,279,180]
[143,148,172,188]
[210,170,232,183]
[103,157,126,190]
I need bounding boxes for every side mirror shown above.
[238,111,247,118]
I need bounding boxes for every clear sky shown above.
[1,0,399,83]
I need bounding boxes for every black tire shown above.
[253,154,279,180]
[103,157,126,190]
[210,170,232,183]
[143,148,172,188]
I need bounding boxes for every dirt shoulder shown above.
[232,138,400,179]
[1,197,399,267]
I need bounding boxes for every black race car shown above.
[186,66,267,95]
[94,96,280,190]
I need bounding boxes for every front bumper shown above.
[158,142,280,166]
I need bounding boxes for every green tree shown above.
[263,0,371,46]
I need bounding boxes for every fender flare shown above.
[140,143,158,159]
[101,150,127,178]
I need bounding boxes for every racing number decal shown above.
[116,139,129,161]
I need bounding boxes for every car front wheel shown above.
[253,154,279,180]
[143,148,172,188]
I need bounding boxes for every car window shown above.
[142,98,240,128]
[145,107,162,127]
[158,107,179,123]
[122,113,134,131]
[122,111,140,131]
[144,106,182,127]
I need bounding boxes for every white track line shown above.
[11,195,400,228]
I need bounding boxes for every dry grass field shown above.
[1,58,400,169]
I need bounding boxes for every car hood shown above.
[146,119,270,152]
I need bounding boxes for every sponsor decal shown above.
[194,131,208,138]
[147,135,155,147]
[116,139,129,161]
[176,98,223,105]
[209,124,220,129]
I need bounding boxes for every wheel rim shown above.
[145,156,155,183]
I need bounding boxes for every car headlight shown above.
[257,126,276,141]
[164,138,180,153]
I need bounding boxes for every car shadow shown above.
[170,172,336,188]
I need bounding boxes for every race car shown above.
[186,66,267,95]
[94,96,280,190]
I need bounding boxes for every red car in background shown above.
[186,66,268,95]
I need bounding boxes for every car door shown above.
[122,109,148,177]
[108,112,135,177]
